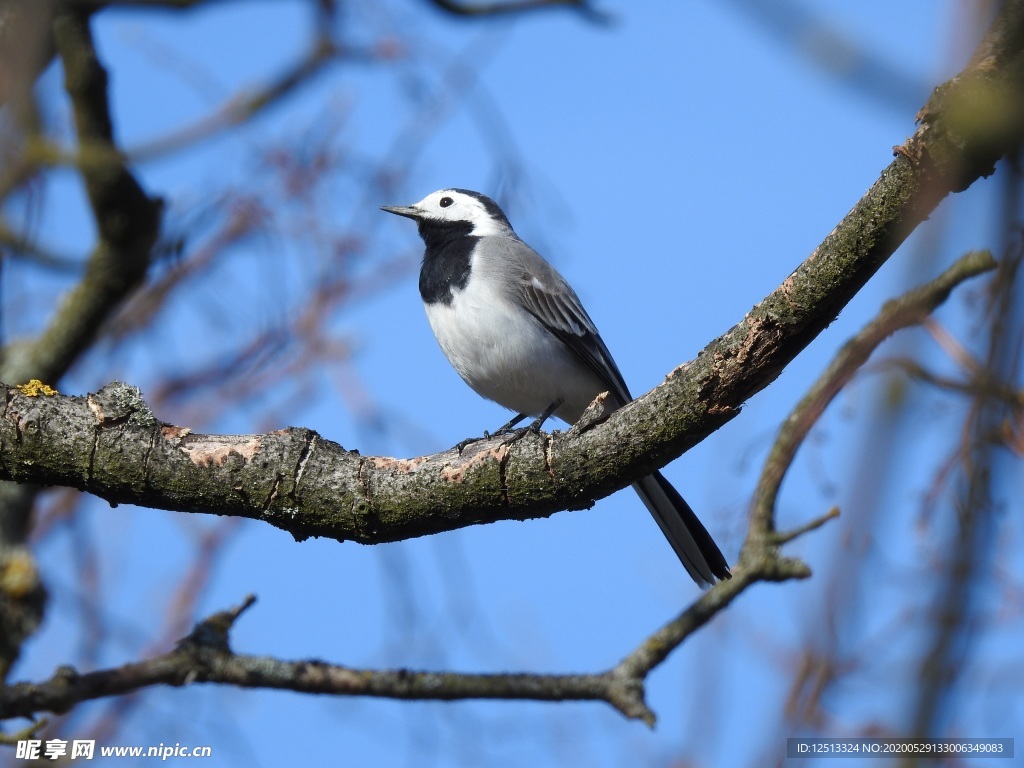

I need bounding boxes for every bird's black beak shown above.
[380,204,422,221]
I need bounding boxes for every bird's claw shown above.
[496,417,548,447]
[454,434,484,453]
[454,420,544,454]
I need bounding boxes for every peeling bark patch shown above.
[87,396,105,422]
[368,456,427,473]
[162,425,192,440]
[543,437,556,480]
[735,319,763,366]
[441,445,507,484]
[181,437,262,467]
[779,274,797,298]
[707,402,742,416]
[573,392,611,432]
[736,315,782,368]
[264,474,283,511]
[293,434,317,490]
[665,362,690,381]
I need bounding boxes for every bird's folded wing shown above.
[519,278,634,405]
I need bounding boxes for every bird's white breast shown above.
[424,255,604,421]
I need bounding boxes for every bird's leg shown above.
[454,413,528,453]
[488,413,529,437]
[453,403,561,454]
[527,399,561,433]
[500,399,562,446]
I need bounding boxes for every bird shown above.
[382,188,730,587]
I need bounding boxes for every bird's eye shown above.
[439,197,453,208]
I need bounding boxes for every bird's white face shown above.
[408,189,511,236]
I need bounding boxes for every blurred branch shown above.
[906,226,1024,752]
[741,252,998,735]
[73,0,602,165]
[0,573,809,725]
[101,195,266,342]
[0,220,84,274]
[0,717,47,743]
[723,0,927,111]
[746,250,997,548]
[876,357,1024,405]
[1,7,161,384]
[427,0,604,20]
[0,6,160,683]
[0,545,47,680]
[0,594,632,722]
[73,0,234,7]
[127,30,361,162]
[79,0,595,14]
[0,0,55,131]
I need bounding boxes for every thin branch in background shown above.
[2,7,161,384]
[68,517,243,749]
[159,519,245,647]
[365,25,515,216]
[99,115,417,433]
[67,510,102,672]
[725,253,995,740]
[905,198,1024,758]
[428,0,606,22]
[746,251,997,548]
[0,221,83,273]
[0,595,623,721]
[100,193,268,344]
[723,0,929,112]
[0,564,772,726]
[128,38,368,163]
[0,474,832,726]
[0,3,163,686]
[747,253,997,740]
[25,508,244,746]
[921,316,986,380]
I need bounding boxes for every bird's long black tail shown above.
[632,471,731,588]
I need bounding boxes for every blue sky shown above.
[8,1,1022,766]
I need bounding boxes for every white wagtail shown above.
[382,188,730,587]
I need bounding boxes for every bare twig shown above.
[906,230,1024,755]
[747,250,997,548]
[0,596,635,722]
[128,34,361,162]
